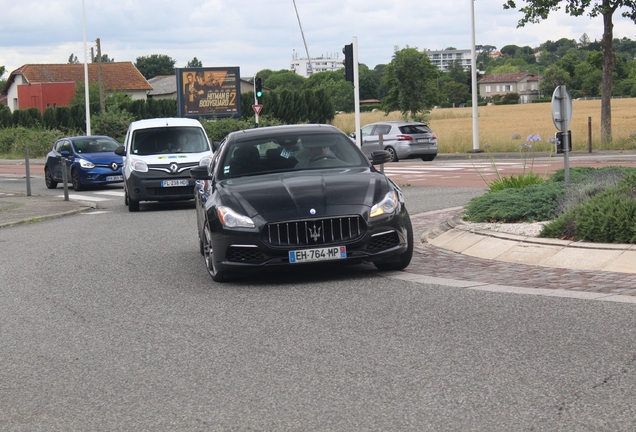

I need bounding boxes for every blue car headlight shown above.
[370,191,398,218]
[79,159,95,169]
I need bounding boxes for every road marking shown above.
[94,191,125,197]
[57,194,111,201]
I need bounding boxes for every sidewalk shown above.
[0,192,93,228]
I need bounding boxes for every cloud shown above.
[1,0,634,79]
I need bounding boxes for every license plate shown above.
[289,246,347,263]
[417,138,430,143]
[161,179,189,187]
[106,175,123,181]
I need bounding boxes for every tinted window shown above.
[399,124,431,134]
[73,137,120,153]
[219,131,367,179]
[131,126,208,155]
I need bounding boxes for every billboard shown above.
[176,67,242,119]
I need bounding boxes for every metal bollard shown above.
[24,148,31,196]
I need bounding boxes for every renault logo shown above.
[308,224,321,242]
[169,162,179,174]
[110,162,119,171]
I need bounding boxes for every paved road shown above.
[3,155,636,429]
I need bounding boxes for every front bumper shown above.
[126,170,195,202]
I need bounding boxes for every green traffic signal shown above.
[255,77,263,98]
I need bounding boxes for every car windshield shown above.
[218,131,367,179]
[73,138,120,153]
[130,126,209,155]
[399,124,430,134]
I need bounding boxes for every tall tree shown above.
[504,0,636,145]
[134,54,177,79]
[381,47,440,119]
[186,57,203,68]
[68,54,79,64]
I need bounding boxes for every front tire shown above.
[44,167,58,189]
[203,223,225,282]
[71,169,84,191]
[374,210,413,271]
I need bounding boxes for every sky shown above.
[1,0,635,79]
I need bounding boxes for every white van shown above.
[115,118,213,212]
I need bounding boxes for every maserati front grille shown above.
[264,216,365,247]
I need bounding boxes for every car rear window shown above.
[399,124,431,134]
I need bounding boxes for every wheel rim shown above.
[203,225,218,277]
[387,147,397,162]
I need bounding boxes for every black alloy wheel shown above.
[71,169,84,191]
[44,167,58,189]
[203,223,225,282]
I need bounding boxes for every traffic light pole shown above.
[352,37,361,148]
[253,76,259,128]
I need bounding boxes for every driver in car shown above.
[296,136,338,167]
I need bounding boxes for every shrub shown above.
[541,173,636,243]
[0,126,65,158]
[92,107,135,142]
[463,181,564,223]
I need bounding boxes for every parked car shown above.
[44,135,123,191]
[354,121,438,162]
[115,118,214,212]
[190,124,413,282]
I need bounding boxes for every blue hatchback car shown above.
[44,136,124,191]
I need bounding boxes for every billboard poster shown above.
[176,67,242,119]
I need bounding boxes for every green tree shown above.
[134,54,177,79]
[93,54,114,63]
[68,54,79,64]
[263,70,305,91]
[381,46,440,119]
[303,70,353,112]
[540,65,571,95]
[443,81,471,106]
[358,64,379,100]
[0,65,6,90]
[504,0,636,145]
[186,57,203,68]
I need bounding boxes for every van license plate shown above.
[161,179,189,187]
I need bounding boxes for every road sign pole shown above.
[253,76,259,128]
[551,85,573,183]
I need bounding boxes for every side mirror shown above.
[190,165,212,180]
[114,145,126,156]
[212,141,222,152]
[370,150,391,165]
[60,150,70,157]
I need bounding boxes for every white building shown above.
[290,51,344,77]
[426,49,472,72]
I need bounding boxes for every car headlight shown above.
[79,159,95,169]
[199,156,213,167]
[370,191,398,218]
[217,206,255,228]
[130,158,148,173]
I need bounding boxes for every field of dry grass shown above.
[332,98,636,154]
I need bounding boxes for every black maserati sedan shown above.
[190,124,413,282]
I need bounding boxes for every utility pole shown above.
[96,38,105,113]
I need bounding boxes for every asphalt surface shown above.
[2,154,636,301]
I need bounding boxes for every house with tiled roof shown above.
[1,62,152,113]
[478,72,542,104]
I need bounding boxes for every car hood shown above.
[76,152,123,164]
[216,168,392,219]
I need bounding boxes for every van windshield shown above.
[131,126,209,155]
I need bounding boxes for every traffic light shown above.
[342,43,354,83]
[255,77,263,98]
